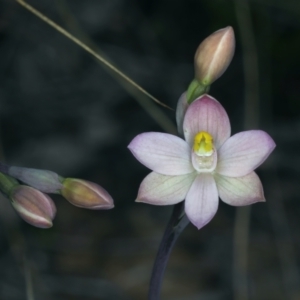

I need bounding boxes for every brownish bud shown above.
[194,26,235,85]
[10,185,56,228]
[61,178,114,210]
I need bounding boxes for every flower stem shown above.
[148,202,189,300]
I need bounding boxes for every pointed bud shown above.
[176,93,189,136]
[194,26,235,86]
[8,166,63,193]
[61,178,114,210]
[10,185,56,228]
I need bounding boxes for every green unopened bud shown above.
[61,178,114,210]
[194,26,235,86]
[10,185,56,228]
[8,166,63,193]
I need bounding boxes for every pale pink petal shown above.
[184,173,219,229]
[136,171,197,205]
[128,132,193,175]
[183,94,231,150]
[216,130,276,177]
[215,172,265,206]
[176,92,188,136]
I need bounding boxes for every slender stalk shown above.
[24,256,35,300]
[16,0,171,110]
[53,0,177,135]
[148,202,189,300]
[233,206,251,300]
[233,0,260,299]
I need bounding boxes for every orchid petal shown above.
[128,132,193,175]
[216,130,276,177]
[185,173,219,229]
[183,95,231,150]
[215,172,265,206]
[136,172,196,205]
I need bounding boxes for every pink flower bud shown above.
[11,185,56,228]
[61,178,114,210]
[194,26,235,85]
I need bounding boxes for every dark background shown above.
[0,0,299,299]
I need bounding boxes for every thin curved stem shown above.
[54,0,177,134]
[148,202,189,300]
[16,0,172,111]
[233,0,260,299]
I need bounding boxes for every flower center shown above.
[192,131,217,172]
[193,131,214,156]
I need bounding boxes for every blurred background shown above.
[0,0,299,299]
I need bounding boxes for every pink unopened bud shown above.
[11,185,56,228]
[61,178,114,210]
[194,26,235,85]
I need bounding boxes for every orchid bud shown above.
[176,92,188,136]
[194,26,235,86]
[8,166,63,193]
[61,178,114,210]
[10,185,56,228]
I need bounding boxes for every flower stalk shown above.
[186,79,210,104]
[148,202,189,300]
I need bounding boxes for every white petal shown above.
[183,95,231,150]
[128,132,194,175]
[217,130,276,177]
[136,172,196,205]
[215,172,265,206]
[184,173,219,229]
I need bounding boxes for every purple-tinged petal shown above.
[128,132,194,175]
[215,172,265,206]
[183,95,231,150]
[136,171,196,205]
[216,130,276,177]
[184,173,219,230]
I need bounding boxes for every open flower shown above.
[128,95,275,229]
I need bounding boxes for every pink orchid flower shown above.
[128,95,276,229]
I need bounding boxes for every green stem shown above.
[186,79,210,104]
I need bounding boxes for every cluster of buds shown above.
[0,163,114,228]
